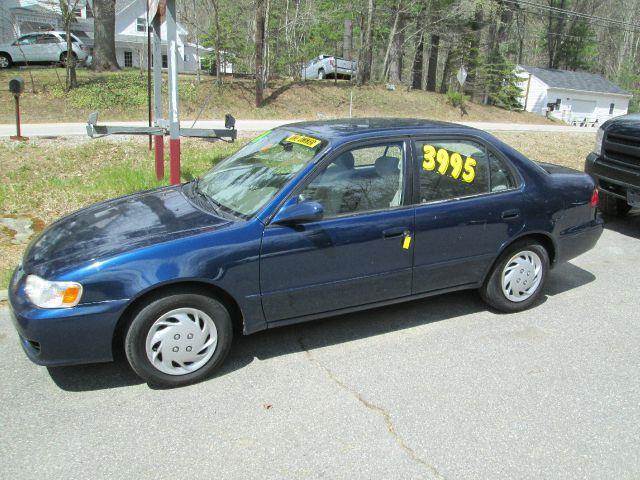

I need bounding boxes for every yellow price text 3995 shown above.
[422,144,476,183]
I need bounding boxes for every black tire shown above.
[0,53,12,69]
[599,190,631,217]
[124,292,233,387]
[60,51,77,67]
[318,68,325,80]
[480,240,549,313]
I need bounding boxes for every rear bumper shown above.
[585,152,640,200]
[8,267,128,367]
[556,218,604,264]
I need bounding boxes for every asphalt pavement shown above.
[0,213,638,480]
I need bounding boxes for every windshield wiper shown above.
[192,178,224,216]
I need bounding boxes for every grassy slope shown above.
[0,68,555,124]
[0,131,594,289]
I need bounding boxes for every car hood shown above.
[23,185,231,276]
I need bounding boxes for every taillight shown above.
[329,58,334,66]
[590,188,599,208]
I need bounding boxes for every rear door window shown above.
[415,139,490,203]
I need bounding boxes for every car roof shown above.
[20,31,65,36]
[279,118,484,143]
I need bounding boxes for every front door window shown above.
[300,142,406,217]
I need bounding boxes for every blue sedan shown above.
[8,119,603,386]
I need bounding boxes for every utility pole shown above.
[152,2,164,180]
[166,0,181,185]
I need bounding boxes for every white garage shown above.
[516,65,632,125]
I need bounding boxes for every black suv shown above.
[586,114,640,216]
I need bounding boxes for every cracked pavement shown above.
[1,213,639,479]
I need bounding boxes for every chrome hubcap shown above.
[0,57,8,68]
[145,308,217,375]
[501,250,542,302]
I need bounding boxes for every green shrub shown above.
[446,89,469,109]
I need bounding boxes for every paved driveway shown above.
[0,119,598,138]
[1,214,638,480]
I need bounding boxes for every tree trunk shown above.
[439,46,451,94]
[547,0,567,69]
[411,31,424,89]
[211,0,222,83]
[92,0,119,71]
[64,21,77,90]
[357,0,374,86]
[387,8,406,84]
[425,34,439,91]
[255,0,266,107]
[343,19,353,60]
[464,5,483,100]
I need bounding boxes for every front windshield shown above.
[197,129,325,217]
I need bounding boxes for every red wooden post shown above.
[169,138,181,185]
[154,135,164,180]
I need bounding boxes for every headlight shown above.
[594,127,604,156]
[24,275,83,308]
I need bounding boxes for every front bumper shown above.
[8,266,128,367]
[585,152,640,201]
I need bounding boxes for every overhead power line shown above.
[502,0,640,32]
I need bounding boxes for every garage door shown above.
[571,99,596,115]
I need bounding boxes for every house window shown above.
[124,51,133,68]
[162,54,168,68]
[609,103,615,115]
[136,17,147,32]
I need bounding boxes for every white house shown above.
[0,0,232,74]
[516,65,632,125]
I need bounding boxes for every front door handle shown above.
[383,227,409,239]
[501,209,521,220]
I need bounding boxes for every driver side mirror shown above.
[272,200,324,225]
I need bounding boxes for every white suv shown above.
[0,31,90,68]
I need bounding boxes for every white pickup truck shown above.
[302,55,357,80]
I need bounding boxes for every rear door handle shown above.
[501,209,521,220]
[383,227,409,239]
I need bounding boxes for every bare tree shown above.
[357,0,375,86]
[255,0,266,106]
[92,0,119,71]
[58,0,81,90]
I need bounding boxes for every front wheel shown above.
[0,53,12,69]
[60,51,77,67]
[125,292,233,387]
[480,241,549,312]
[318,68,325,80]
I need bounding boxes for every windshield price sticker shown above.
[422,144,476,183]
[286,134,321,149]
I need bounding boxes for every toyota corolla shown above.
[8,119,603,386]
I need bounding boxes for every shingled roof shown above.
[519,66,631,96]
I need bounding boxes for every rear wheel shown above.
[599,190,631,217]
[0,53,12,69]
[480,240,549,312]
[124,292,233,387]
